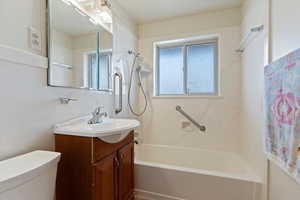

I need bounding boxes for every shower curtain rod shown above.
[236,24,264,53]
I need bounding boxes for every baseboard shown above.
[0,44,48,69]
[135,189,186,200]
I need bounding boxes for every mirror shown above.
[48,0,113,91]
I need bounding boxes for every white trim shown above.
[135,160,262,183]
[152,95,224,99]
[154,34,219,48]
[0,44,48,69]
[135,189,186,200]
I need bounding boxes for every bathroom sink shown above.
[54,116,140,142]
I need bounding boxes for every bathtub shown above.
[134,144,262,200]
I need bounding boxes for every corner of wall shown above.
[111,0,138,37]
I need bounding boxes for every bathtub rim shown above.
[134,144,262,184]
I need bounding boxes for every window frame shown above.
[154,37,220,98]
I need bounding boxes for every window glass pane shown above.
[88,53,98,89]
[158,47,184,95]
[99,54,110,89]
[187,43,216,94]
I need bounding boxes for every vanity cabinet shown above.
[93,153,118,200]
[55,131,135,200]
[118,143,134,200]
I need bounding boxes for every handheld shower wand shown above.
[127,50,148,116]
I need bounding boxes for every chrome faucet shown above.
[88,106,108,125]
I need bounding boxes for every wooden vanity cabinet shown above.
[55,131,135,200]
[118,143,134,200]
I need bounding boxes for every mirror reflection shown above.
[48,0,113,91]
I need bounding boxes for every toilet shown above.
[0,151,60,200]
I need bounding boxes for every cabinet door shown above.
[93,153,118,200]
[118,143,134,200]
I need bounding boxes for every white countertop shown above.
[54,116,140,138]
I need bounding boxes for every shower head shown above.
[128,50,141,57]
[128,50,144,63]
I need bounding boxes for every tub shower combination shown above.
[133,106,261,200]
[134,144,261,200]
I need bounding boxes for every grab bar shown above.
[176,106,206,132]
[114,72,123,114]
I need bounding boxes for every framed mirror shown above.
[47,0,113,91]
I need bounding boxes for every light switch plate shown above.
[28,27,42,52]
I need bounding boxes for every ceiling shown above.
[114,0,243,24]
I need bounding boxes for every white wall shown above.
[52,29,74,86]
[241,0,300,200]
[269,0,300,199]
[72,33,99,88]
[0,0,138,160]
[240,0,268,199]
[271,0,300,61]
[52,31,113,88]
[138,7,242,152]
[0,0,47,56]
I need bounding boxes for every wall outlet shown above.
[28,27,42,52]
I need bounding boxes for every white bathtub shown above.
[134,144,262,200]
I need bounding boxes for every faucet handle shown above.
[94,106,104,114]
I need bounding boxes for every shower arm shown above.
[176,106,206,132]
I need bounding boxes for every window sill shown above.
[152,95,224,99]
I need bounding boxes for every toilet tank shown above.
[0,151,61,200]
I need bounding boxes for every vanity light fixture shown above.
[100,0,112,9]
[94,0,111,11]
[94,0,112,24]
[75,0,113,26]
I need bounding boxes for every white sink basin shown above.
[54,116,140,141]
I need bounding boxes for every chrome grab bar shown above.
[176,106,206,132]
[114,72,123,114]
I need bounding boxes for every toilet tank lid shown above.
[0,151,61,193]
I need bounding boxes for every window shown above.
[88,52,112,90]
[88,53,98,90]
[155,38,218,97]
[98,52,112,90]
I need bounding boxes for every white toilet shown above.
[0,151,60,200]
